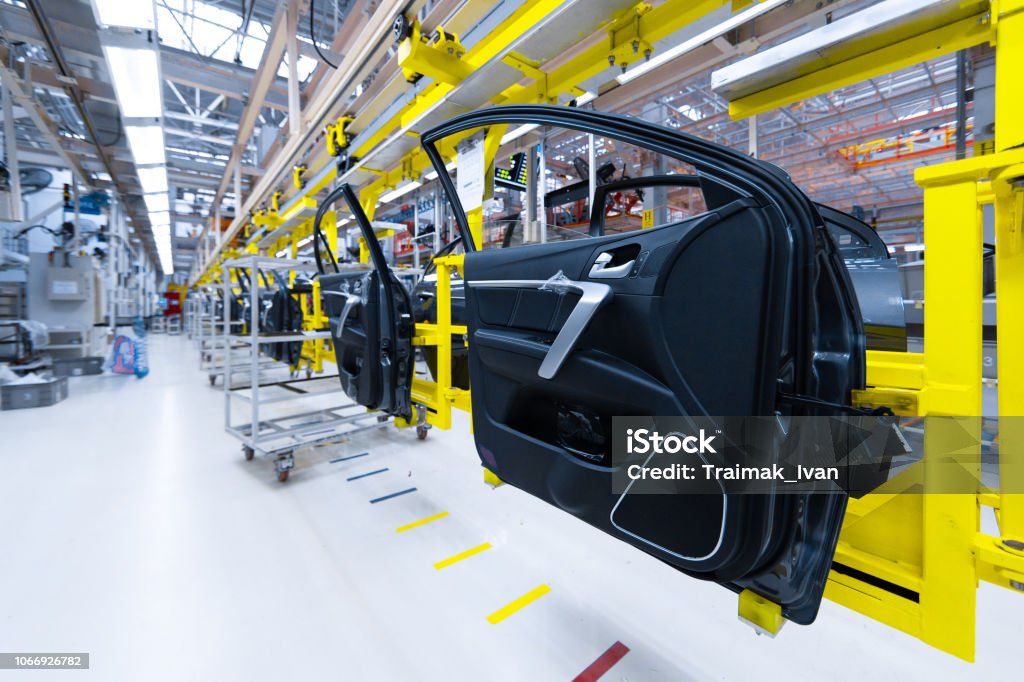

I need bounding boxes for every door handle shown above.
[589,251,634,279]
[323,290,360,339]
[467,279,612,379]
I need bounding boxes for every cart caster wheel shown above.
[417,425,429,440]
[243,446,254,461]
[277,469,289,482]
[306,369,313,379]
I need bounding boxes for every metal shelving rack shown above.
[197,280,272,386]
[221,254,389,481]
[44,325,87,359]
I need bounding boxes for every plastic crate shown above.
[1,377,69,410]
[52,356,104,377]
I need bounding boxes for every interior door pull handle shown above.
[323,290,360,339]
[589,252,634,279]
[467,279,613,379]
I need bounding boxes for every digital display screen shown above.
[495,152,528,190]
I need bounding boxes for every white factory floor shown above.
[0,335,1019,681]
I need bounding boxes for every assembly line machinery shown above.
[183,0,1024,662]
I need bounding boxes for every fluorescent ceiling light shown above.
[149,211,171,228]
[501,124,539,145]
[144,193,169,214]
[156,247,173,273]
[91,0,155,29]
[424,161,457,181]
[575,91,597,106]
[126,125,166,166]
[617,0,787,85]
[137,167,168,195]
[903,243,925,252]
[103,46,162,118]
[380,181,422,204]
[153,223,173,273]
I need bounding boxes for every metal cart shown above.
[221,254,391,481]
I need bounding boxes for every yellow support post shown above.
[410,254,470,431]
[322,209,337,266]
[919,173,983,417]
[920,417,980,661]
[993,167,1024,551]
[993,0,1024,556]
[466,207,483,249]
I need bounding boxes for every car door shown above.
[817,204,907,352]
[419,105,866,625]
[316,184,415,420]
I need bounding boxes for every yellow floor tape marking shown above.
[486,584,552,624]
[395,511,449,533]
[433,543,493,570]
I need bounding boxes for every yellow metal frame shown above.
[407,254,471,430]
[723,0,1024,661]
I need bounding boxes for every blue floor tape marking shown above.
[329,452,370,464]
[348,468,389,481]
[370,488,417,504]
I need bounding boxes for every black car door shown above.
[817,204,907,352]
[315,184,415,420]
[419,105,865,625]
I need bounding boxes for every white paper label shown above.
[456,131,486,212]
[52,280,79,296]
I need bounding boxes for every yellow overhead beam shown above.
[726,13,993,119]
[506,0,732,104]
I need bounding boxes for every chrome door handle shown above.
[323,290,359,339]
[589,251,634,279]
[467,279,613,379]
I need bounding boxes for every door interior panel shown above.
[466,200,788,576]
[322,268,414,416]
[262,278,303,365]
[317,184,415,420]
[476,288,580,332]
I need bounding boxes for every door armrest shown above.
[466,279,612,379]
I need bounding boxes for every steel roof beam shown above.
[207,1,291,222]
[159,44,290,111]
[0,59,90,185]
